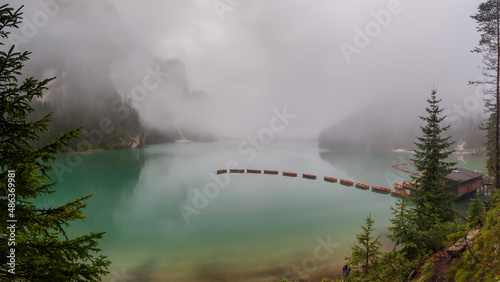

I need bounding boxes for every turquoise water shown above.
[40,142,486,281]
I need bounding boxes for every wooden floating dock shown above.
[340,179,354,186]
[264,170,279,175]
[217,169,227,174]
[247,169,261,174]
[283,171,298,177]
[229,169,244,173]
[355,182,369,189]
[302,173,317,180]
[324,176,337,183]
[372,185,391,193]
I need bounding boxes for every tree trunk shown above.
[365,248,369,274]
[496,0,500,190]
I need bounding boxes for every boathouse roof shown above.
[445,167,484,182]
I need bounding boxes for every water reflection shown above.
[45,148,146,234]
[319,149,410,187]
[41,143,486,281]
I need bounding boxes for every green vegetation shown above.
[387,196,417,252]
[395,90,461,260]
[466,196,485,229]
[412,90,457,230]
[0,4,109,280]
[344,214,381,278]
[448,195,500,281]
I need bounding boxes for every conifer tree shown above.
[0,4,110,280]
[471,0,500,189]
[467,196,485,229]
[345,214,381,276]
[387,197,417,251]
[411,89,457,230]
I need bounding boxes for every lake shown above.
[42,142,486,281]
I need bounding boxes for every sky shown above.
[9,0,485,141]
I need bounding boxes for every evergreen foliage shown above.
[411,89,457,230]
[387,197,417,249]
[0,4,110,280]
[345,214,381,277]
[467,196,485,229]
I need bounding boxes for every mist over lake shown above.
[3,0,492,280]
[39,142,485,281]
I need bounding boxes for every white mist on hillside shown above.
[8,0,484,142]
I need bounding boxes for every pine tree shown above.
[411,89,457,230]
[0,4,110,280]
[467,196,485,229]
[471,0,500,189]
[387,197,417,250]
[345,214,382,276]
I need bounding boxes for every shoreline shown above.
[392,148,484,156]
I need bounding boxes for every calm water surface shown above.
[42,142,486,281]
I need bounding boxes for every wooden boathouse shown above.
[444,168,484,197]
[400,167,485,197]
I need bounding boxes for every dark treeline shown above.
[318,109,484,152]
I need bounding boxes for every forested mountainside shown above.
[20,0,214,151]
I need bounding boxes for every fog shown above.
[9,0,484,142]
